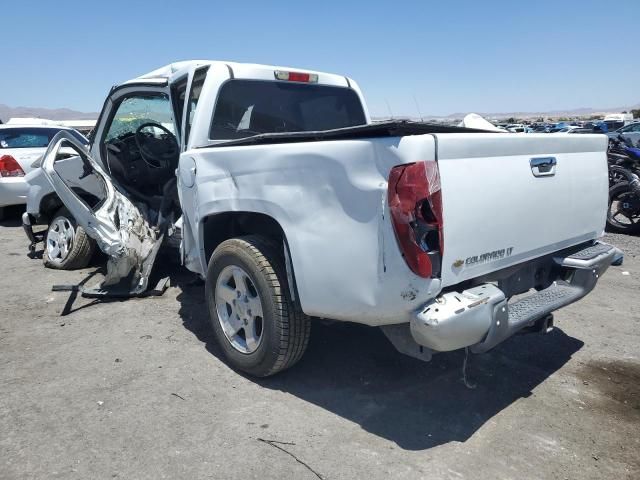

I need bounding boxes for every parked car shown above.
[607,121,640,145]
[505,124,528,133]
[603,113,634,132]
[25,60,619,377]
[530,124,551,133]
[0,125,88,220]
[567,127,597,134]
[551,125,588,134]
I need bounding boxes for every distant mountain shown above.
[0,103,99,123]
[372,103,640,122]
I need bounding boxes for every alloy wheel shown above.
[214,265,264,354]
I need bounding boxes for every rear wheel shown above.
[43,207,96,269]
[205,235,310,377]
[607,182,640,234]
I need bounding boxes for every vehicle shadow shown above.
[173,271,584,451]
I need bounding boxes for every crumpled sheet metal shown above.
[99,195,160,294]
[41,131,161,296]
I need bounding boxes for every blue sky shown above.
[3,0,639,116]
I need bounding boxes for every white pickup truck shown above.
[23,60,620,377]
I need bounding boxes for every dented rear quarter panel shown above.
[179,134,442,325]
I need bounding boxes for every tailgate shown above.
[434,133,608,287]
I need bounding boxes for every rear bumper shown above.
[0,177,28,208]
[410,241,620,353]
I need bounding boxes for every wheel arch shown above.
[201,211,301,303]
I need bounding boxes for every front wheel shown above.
[43,207,96,269]
[205,235,310,377]
[607,182,640,234]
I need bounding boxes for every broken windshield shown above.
[106,95,175,141]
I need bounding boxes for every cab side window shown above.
[171,77,189,137]
[184,66,209,146]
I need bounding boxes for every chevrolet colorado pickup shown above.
[23,60,620,376]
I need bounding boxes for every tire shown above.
[606,182,640,234]
[609,165,630,187]
[205,235,311,377]
[43,207,96,270]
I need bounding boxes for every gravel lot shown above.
[1,207,639,480]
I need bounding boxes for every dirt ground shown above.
[1,207,639,480]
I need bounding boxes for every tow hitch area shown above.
[41,131,171,298]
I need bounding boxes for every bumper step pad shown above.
[565,242,614,261]
[508,283,582,327]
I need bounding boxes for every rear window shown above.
[210,80,366,140]
[0,127,88,149]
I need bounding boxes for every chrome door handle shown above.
[530,157,556,177]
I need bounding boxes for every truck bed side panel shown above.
[183,136,439,325]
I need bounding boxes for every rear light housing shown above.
[0,155,25,177]
[387,161,443,278]
[274,70,319,83]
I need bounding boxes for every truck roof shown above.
[121,60,354,89]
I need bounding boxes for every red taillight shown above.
[388,161,443,278]
[0,155,25,177]
[274,70,319,83]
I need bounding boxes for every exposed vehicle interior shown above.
[102,94,181,218]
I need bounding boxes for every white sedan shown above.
[0,125,88,219]
[551,125,587,134]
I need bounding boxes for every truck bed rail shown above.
[196,120,496,149]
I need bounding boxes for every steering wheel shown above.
[134,122,179,169]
